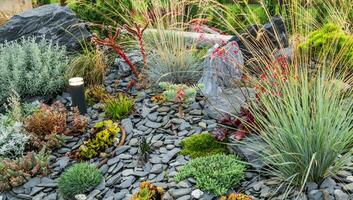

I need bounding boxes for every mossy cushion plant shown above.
[175,154,246,196]
[298,23,353,72]
[58,163,102,199]
[180,132,229,158]
[79,120,120,159]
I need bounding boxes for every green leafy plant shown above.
[85,85,112,106]
[66,48,108,86]
[58,163,102,199]
[175,154,245,195]
[79,120,120,159]
[131,181,164,200]
[180,132,229,158]
[0,150,50,192]
[103,94,134,120]
[159,82,203,103]
[0,37,69,104]
[298,23,353,73]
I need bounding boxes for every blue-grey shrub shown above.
[0,37,69,104]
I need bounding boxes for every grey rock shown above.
[334,189,349,200]
[320,177,335,194]
[115,146,130,154]
[169,188,192,198]
[119,176,136,189]
[145,121,162,129]
[75,194,87,200]
[121,118,133,134]
[23,177,41,189]
[176,195,191,200]
[150,164,164,174]
[0,5,90,51]
[306,182,318,193]
[43,193,57,200]
[162,148,180,163]
[107,156,120,166]
[191,189,204,199]
[343,183,353,192]
[179,122,191,131]
[308,190,323,200]
[106,174,121,186]
[162,192,174,200]
[198,41,243,99]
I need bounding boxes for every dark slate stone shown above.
[228,16,288,62]
[0,5,91,51]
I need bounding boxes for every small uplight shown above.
[69,77,84,86]
[68,77,87,114]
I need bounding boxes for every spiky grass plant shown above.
[103,94,134,120]
[58,163,102,199]
[66,47,108,86]
[203,0,353,196]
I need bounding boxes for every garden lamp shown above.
[68,77,87,114]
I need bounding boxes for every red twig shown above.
[124,22,149,72]
[91,26,141,81]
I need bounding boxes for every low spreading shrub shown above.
[0,150,50,192]
[58,163,102,199]
[25,102,67,150]
[0,37,69,104]
[66,49,108,86]
[180,132,229,158]
[131,181,164,200]
[79,120,120,159]
[298,23,353,72]
[0,122,29,159]
[25,102,88,151]
[103,94,134,120]
[175,154,246,195]
[85,85,112,106]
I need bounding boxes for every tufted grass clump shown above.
[58,163,102,199]
[103,94,134,120]
[66,48,109,86]
[0,37,69,104]
[175,154,245,195]
[180,132,229,158]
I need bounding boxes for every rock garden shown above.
[0,1,353,200]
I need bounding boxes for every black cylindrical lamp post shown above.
[68,77,87,114]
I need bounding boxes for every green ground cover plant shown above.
[58,163,102,199]
[180,132,229,158]
[298,23,353,73]
[103,94,134,120]
[175,154,245,195]
[0,150,50,192]
[0,37,69,104]
[79,120,120,159]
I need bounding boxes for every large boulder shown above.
[229,16,288,62]
[0,4,90,51]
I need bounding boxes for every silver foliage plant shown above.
[0,120,29,158]
[0,37,69,104]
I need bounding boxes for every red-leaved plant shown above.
[212,107,254,141]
